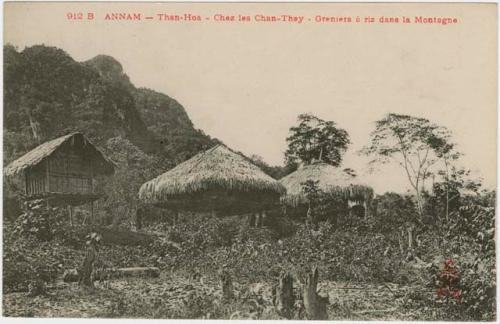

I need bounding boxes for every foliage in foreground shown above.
[3,190,496,321]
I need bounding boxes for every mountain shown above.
[3,44,215,165]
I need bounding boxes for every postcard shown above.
[2,1,497,321]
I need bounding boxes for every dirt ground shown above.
[3,271,443,320]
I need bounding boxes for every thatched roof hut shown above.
[5,132,115,206]
[139,144,285,214]
[5,132,115,177]
[279,162,373,214]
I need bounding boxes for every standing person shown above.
[79,233,101,288]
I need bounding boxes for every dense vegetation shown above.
[2,45,496,320]
[3,189,495,320]
[3,44,217,221]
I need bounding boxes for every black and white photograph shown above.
[1,1,497,321]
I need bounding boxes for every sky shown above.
[4,2,497,193]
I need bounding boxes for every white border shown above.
[0,1,497,324]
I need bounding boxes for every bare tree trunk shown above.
[27,110,41,144]
[405,225,415,261]
[219,269,234,300]
[407,226,413,250]
[275,271,294,318]
[398,232,404,255]
[446,190,449,222]
[303,267,328,320]
[415,185,424,218]
[444,159,450,222]
[79,245,97,288]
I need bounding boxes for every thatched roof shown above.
[4,132,116,177]
[279,162,374,207]
[139,144,285,213]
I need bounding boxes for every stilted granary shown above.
[4,132,116,214]
[279,162,374,219]
[139,144,285,222]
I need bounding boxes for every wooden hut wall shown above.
[47,147,93,194]
[25,161,48,196]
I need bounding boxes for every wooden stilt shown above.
[248,213,255,227]
[173,211,180,226]
[82,206,87,226]
[45,159,50,193]
[68,205,73,227]
[24,172,29,196]
[261,211,267,227]
[90,201,94,225]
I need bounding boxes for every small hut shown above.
[139,144,285,224]
[4,132,115,214]
[279,162,373,219]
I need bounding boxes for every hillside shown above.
[3,44,215,165]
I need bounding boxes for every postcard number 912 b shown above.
[66,12,94,20]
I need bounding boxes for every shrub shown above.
[452,205,495,320]
[459,255,496,320]
[13,200,67,241]
[3,226,80,292]
[264,210,297,239]
[427,203,496,321]
[370,192,418,232]
[433,259,462,304]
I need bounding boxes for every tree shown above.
[285,114,350,167]
[301,180,323,225]
[248,154,295,179]
[362,113,458,217]
[99,136,160,227]
[427,167,483,221]
[301,180,347,225]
